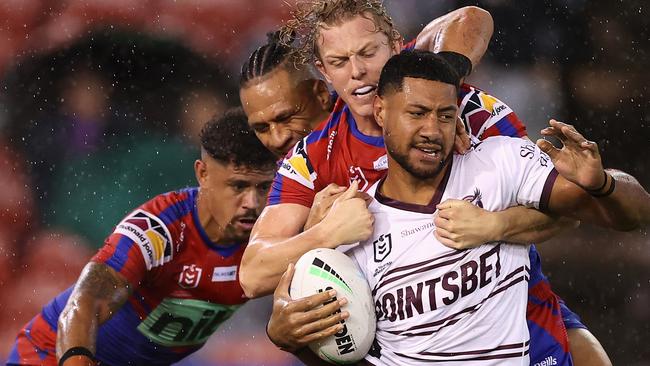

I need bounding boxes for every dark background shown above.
[0,0,647,364]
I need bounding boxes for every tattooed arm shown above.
[56,262,132,365]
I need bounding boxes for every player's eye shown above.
[408,111,426,118]
[252,124,270,133]
[329,59,347,68]
[439,114,454,122]
[257,182,272,192]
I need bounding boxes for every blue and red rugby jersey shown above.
[268,78,578,365]
[8,188,248,366]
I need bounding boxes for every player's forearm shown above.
[56,262,130,360]
[240,224,337,298]
[589,170,650,230]
[493,206,578,244]
[57,295,100,356]
[415,6,493,69]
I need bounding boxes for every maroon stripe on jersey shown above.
[395,348,529,362]
[372,252,470,296]
[487,274,529,300]
[418,340,530,357]
[380,250,465,281]
[386,303,479,336]
[540,169,559,212]
[496,265,528,286]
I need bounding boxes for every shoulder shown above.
[458,83,510,119]
[114,188,196,268]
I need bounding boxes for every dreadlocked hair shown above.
[280,0,401,65]
[240,31,298,87]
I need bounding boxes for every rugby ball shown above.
[290,248,376,364]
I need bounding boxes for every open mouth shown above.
[235,217,258,229]
[352,85,376,97]
[414,145,442,160]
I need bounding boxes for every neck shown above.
[196,190,223,243]
[380,158,451,206]
[350,109,383,136]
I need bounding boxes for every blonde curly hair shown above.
[281,0,401,64]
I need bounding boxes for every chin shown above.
[348,102,375,120]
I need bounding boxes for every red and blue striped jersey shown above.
[268,83,526,208]
[11,188,248,366]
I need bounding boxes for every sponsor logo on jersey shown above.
[373,155,388,171]
[533,356,558,366]
[375,245,506,323]
[278,139,317,189]
[137,298,240,347]
[520,143,550,167]
[211,266,237,282]
[179,264,202,288]
[373,233,392,262]
[326,130,337,160]
[401,222,434,238]
[114,209,173,270]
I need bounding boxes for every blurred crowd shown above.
[0,0,648,365]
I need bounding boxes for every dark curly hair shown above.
[281,0,401,64]
[200,108,277,170]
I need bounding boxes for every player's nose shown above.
[350,56,366,80]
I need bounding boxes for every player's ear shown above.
[315,60,332,84]
[312,79,330,111]
[391,31,403,55]
[194,159,208,187]
[374,95,386,128]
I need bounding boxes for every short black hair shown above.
[240,31,294,87]
[377,50,461,97]
[200,108,277,170]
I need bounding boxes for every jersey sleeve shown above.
[267,138,318,208]
[92,204,175,286]
[496,137,557,210]
[458,84,527,140]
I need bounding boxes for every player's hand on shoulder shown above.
[320,181,375,246]
[268,263,349,353]
[536,119,606,190]
[434,199,500,249]
[453,117,471,154]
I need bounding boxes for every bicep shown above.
[69,262,131,323]
[546,174,603,222]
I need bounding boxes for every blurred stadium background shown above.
[0,0,648,365]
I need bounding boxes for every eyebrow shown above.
[324,41,376,60]
[438,105,458,113]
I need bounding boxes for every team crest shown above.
[115,209,173,270]
[463,189,484,208]
[373,233,392,262]
[179,264,202,289]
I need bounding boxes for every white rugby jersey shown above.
[349,136,557,366]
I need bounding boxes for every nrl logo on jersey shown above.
[114,209,173,270]
[278,139,317,189]
[179,264,202,288]
[373,233,392,262]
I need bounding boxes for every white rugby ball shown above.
[290,248,376,364]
